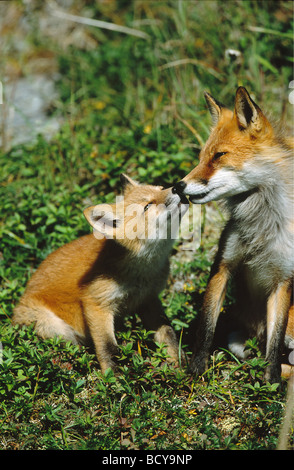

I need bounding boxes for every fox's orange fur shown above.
[173,87,294,383]
[13,174,188,373]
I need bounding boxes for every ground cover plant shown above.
[0,0,293,450]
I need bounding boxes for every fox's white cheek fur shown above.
[207,167,252,198]
[185,165,255,202]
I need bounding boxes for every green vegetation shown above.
[0,1,293,450]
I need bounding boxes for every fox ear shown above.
[234,87,263,131]
[120,173,138,192]
[84,203,120,239]
[204,92,224,125]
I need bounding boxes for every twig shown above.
[159,58,223,81]
[174,111,205,146]
[50,8,150,40]
[247,26,293,40]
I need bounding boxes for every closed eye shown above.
[144,202,154,212]
[213,151,227,160]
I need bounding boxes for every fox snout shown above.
[173,178,210,201]
[172,180,187,196]
[161,185,189,208]
[173,180,199,202]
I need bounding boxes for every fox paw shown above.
[189,354,207,377]
[264,364,281,385]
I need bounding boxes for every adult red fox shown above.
[173,86,294,383]
[13,174,189,373]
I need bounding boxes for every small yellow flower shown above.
[182,432,192,442]
[90,147,98,158]
[143,124,152,134]
[94,101,106,110]
[184,283,194,292]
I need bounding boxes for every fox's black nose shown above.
[172,180,186,195]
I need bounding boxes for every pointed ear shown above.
[234,86,263,131]
[84,203,120,239]
[204,92,225,126]
[120,173,138,192]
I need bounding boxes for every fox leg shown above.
[140,297,180,365]
[265,280,292,384]
[83,300,118,374]
[13,302,83,344]
[190,261,230,376]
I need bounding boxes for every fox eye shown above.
[144,202,153,212]
[213,151,227,160]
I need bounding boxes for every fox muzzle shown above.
[172,180,187,195]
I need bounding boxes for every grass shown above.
[0,0,293,451]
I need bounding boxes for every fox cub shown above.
[13,174,189,373]
[173,86,294,383]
